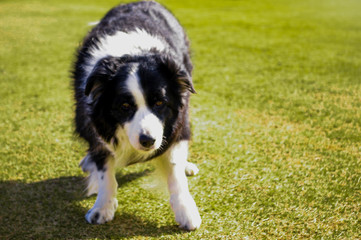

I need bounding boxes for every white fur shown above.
[125,65,145,106]
[156,141,201,230]
[84,29,166,82]
[85,158,118,224]
[185,162,199,176]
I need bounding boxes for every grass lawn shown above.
[1,0,361,238]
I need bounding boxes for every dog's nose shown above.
[139,134,156,149]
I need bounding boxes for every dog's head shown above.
[85,54,195,153]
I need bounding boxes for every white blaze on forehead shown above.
[126,65,146,108]
[84,29,166,81]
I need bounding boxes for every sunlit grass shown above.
[1,0,360,238]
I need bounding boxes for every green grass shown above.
[1,0,361,238]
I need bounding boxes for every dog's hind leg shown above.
[79,153,98,196]
[185,161,199,176]
[85,157,118,224]
[80,153,96,173]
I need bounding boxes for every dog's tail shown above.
[88,21,99,26]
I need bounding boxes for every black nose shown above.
[139,134,156,148]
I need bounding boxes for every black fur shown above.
[73,1,195,170]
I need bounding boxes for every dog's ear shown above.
[160,54,196,94]
[85,57,122,97]
[175,68,196,94]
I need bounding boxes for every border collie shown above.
[72,1,201,231]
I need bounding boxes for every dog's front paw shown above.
[85,198,118,224]
[170,194,201,231]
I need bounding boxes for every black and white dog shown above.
[72,1,201,231]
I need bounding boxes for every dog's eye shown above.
[155,101,164,107]
[121,103,131,110]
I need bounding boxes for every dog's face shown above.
[85,55,195,153]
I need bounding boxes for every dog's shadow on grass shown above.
[0,170,183,239]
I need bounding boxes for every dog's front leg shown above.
[160,141,201,230]
[85,157,118,224]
